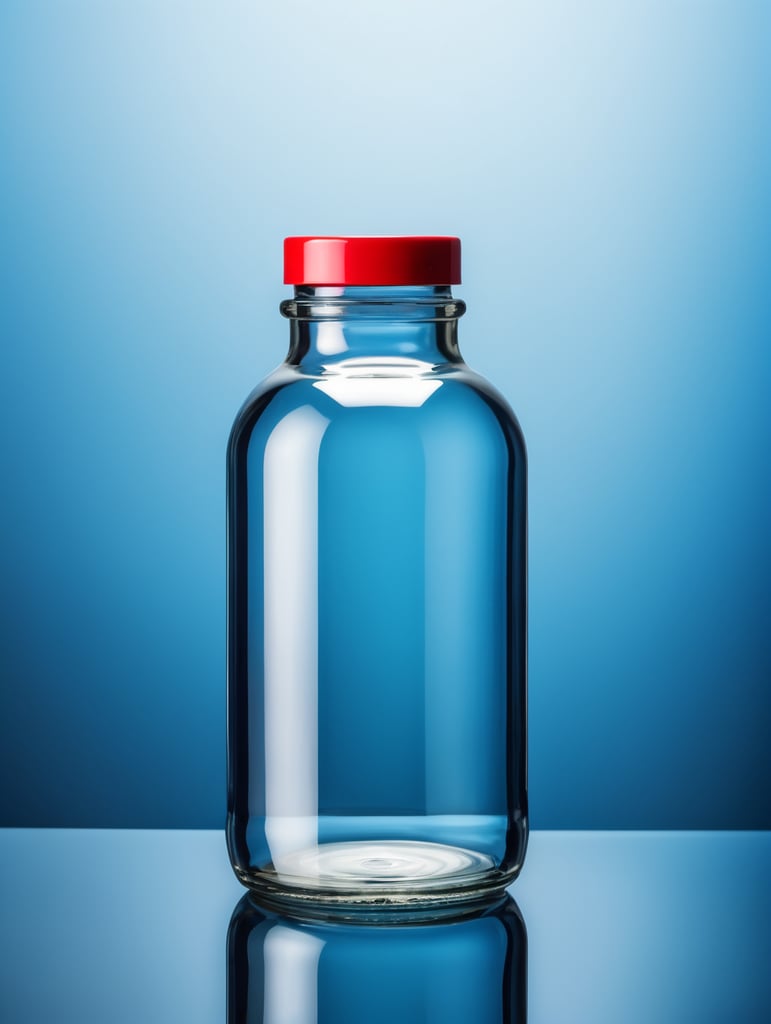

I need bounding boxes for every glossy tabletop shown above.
[0,830,768,1022]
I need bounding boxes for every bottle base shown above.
[234,839,520,923]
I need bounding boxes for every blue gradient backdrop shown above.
[0,2,768,828]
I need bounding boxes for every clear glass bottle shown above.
[227,237,527,915]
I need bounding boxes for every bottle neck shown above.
[281,286,466,371]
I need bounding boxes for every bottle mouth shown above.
[280,286,466,322]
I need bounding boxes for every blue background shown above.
[0,1,768,828]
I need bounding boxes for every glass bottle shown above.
[227,236,527,914]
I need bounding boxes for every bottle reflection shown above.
[227,895,526,1023]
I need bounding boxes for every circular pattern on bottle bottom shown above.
[274,840,495,885]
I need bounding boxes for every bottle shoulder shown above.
[452,365,527,459]
[228,362,526,463]
[227,366,292,451]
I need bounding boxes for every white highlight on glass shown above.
[263,924,324,1024]
[263,405,329,873]
[313,359,441,408]
[315,320,348,355]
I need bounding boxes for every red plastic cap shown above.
[284,236,461,286]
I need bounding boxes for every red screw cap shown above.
[284,236,462,286]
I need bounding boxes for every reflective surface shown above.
[228,893,526,1023]
[0,830,768,1023]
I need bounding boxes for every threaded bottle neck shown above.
[281,286,465,369]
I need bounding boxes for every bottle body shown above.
[227,277,527,913]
